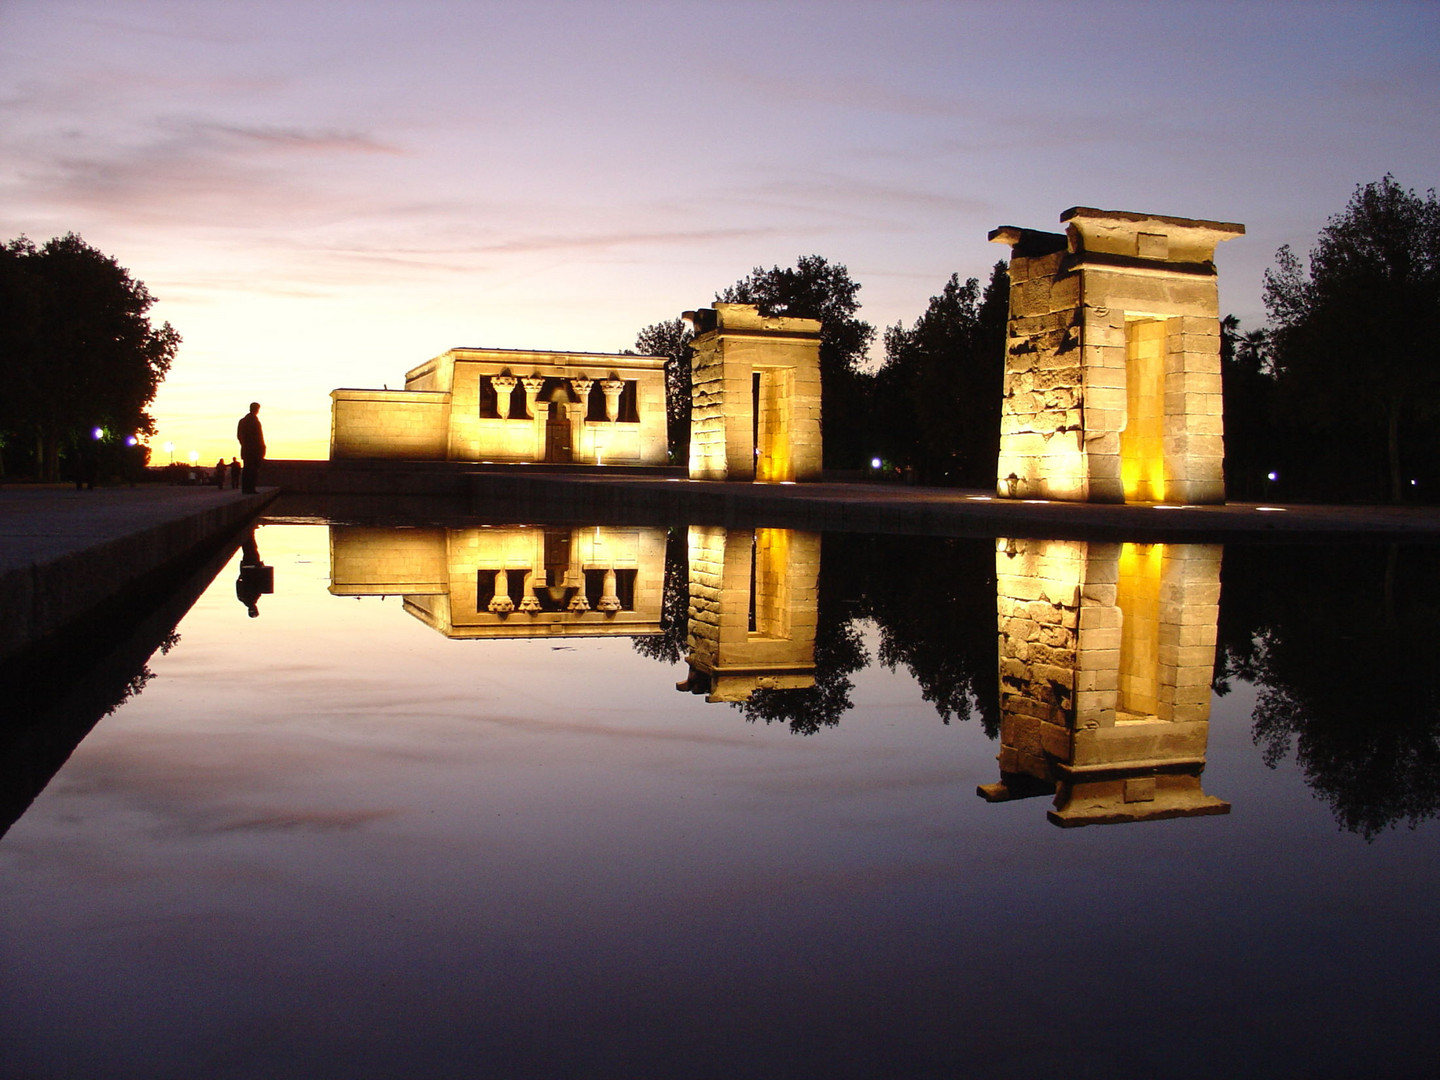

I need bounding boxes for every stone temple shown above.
[331,347,669,466]
[990,208,1244,504]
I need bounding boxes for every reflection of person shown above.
[236,402,266,494]
[235,527,273,618]
[229,458,241,489]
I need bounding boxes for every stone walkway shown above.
[0,484,276,661]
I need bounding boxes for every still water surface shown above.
[2,520,1437,1079]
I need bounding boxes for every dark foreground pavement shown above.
[0,485,277,662]
[265,459,1440,541]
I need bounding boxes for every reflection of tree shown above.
[731,613,866,736]
[1216,544,1440,837]
[631,528,689,665]
[847,534,1000,736]
[660,532,999,736]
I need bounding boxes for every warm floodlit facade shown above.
[990,207,1244,504]
[330,348,669,466]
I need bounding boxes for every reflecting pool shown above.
[2,517,1438,1079]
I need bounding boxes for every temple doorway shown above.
[545,401,572,463]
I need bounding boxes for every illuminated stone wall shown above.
[681,526,820,702]
[329,390,450,460]
[981,538,1228,826]
[686,304,822,482]
[331,348,668,465]
[990,208,1244,504]
[328,525,666,639]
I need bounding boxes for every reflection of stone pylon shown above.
[679,526,820,703]
[979,538,1229,826]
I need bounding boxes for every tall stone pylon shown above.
[684,303,822,482]
[990,208,1244,504]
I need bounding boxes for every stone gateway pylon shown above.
[684,303,823,483]
[989,208,1244,504]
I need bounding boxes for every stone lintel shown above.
[1064,251,1220,279]
[1061,206,1245,240]
[989,226,1068,257]
[684,303,822,340]
[1061,206,1244,265]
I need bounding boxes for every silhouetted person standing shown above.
[237,402,265,493]
[229,457,241,489]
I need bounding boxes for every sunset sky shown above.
[4,1,1438,463]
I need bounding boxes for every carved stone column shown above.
[490,375,517,420]
[601,379,625,422]
[597,568,621,613]
[521,376,545,421]
[517,569,541,613]
[487,569,515,614]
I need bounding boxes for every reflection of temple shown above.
[677,527,820,702]
[979,539,1229,826]
[329,525,666,639]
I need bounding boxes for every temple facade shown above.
[331,348,669,466]
[990,208,1244,504]
[328,524,667,639]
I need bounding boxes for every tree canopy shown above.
[634,317,693,465]
[719,255,875,469]
[873,264,1008,485]
[0,234,179,480]
[1263,176,1440,502]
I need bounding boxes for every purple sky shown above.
[3,0,1437,460]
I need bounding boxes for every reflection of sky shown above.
[3,2,1439,463]
[2,525,1438,1077]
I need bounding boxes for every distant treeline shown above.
[638,176,1439,503]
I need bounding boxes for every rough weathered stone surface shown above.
[681,526,820,702]
[990,208,1243,505]
[685,304,822,483]
[981,538,1229,826]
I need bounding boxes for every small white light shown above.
[967,496,992,501]
[871,458,882,469]
[126,435,138,447]
[92,427,104,440]
[1267,471,1278,481]
[1256,506,1286,512]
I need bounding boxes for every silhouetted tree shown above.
[634,318,693,464]
[1215,543,1440,837]
[0,234,178,480]
[874,263,1008,485]
[1263,176,1440,502]
[731,605,868,736]
[1220,315,1279,500]
[849,534,1001,736]
[631,527,690,665]
[719,255,875,470]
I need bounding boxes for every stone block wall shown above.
[327,525,666,639]
[686,304,822,483]
[330,390,450,460]
[990,208,1242,504]
[984,538,1228,826]
[683,526,820,702]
